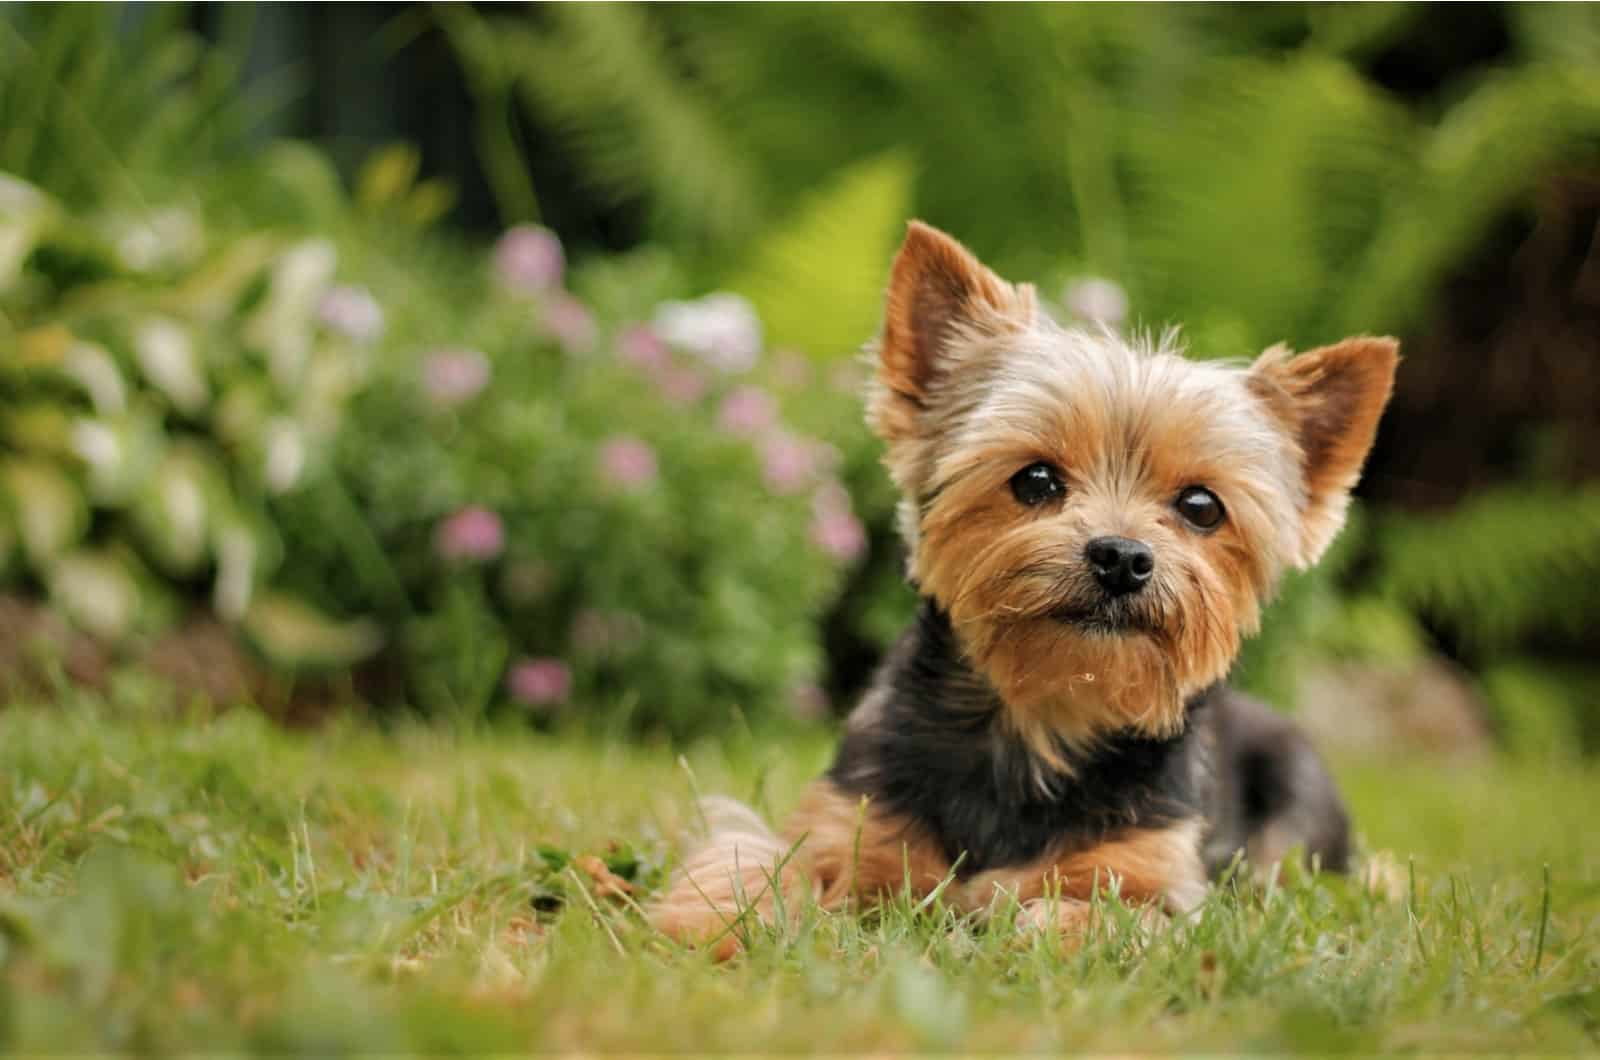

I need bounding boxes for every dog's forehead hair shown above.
[936,326,1298,498]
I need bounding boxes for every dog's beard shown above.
[943,564,1256,768]
[955,608,1185,750]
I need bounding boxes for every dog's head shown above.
[869,222,1397,754]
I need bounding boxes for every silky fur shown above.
[650,222,1397,954]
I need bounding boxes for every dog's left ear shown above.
[1250,336,1399,567]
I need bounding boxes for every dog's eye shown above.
[1175,486,1225,530]
[1010,462,1066,506]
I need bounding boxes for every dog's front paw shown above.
[1015,898,1165,946]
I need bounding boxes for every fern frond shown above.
[477,5,765,255]
[0,6,255,209]
[729,153,914,359]
[1338,63,1600,335]
[1122,52,1408,353]
[1375,486,1600,650]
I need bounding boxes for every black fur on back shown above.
[827,600,1218,876]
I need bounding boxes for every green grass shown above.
[2,689,1598,1054]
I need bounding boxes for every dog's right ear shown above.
[873,222,1034,442]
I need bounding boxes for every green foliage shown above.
[2,162,862,733]
[1376,487,1600,652]
[458,3,767,253]
[1,174,378,663]
[314,253,854,729]
[731,153,914,358]
[0,6,261,209]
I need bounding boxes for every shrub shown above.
[1,163,864,736]
[299,232,860,731]
[1,173,381,666]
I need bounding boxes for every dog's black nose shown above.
[1085,536,1155,597]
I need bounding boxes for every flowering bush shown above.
[302,242,859,734]
[2,167,866,736]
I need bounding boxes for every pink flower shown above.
[599,436,658,490]
[494,225,564,294]
[423,349,491,408]
[508,656,571,708]
[317,285,384,342]
[812,507,867,562]
[811,482,865,561]
[618,324,669,373]
[761,432,817,495]
[718,385,778,437]
[435,505,504,561]
[659,367,707,406]
[543,292,597,355]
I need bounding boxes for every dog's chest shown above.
[831,701,1213,876]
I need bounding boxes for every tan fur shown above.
[1015,896,1166,941]
[648,795,810,960]
[955,818,1208,915]
[782,780,951,907]
[649,788,1202,955]
[650,781,949,958]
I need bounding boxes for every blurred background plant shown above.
[3,3,1599,752]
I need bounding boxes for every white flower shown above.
[652,292,763,373]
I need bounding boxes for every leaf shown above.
[240,591,382,669]
[356,143,423,211]
[1339,63,1600,335]
[478,4,765,248]
[132,443,226,575]
[133,317,210,415]
[47,547,144,641]
[0,172,53,291]
[1376,487,1600,650]
[1,457,86,567]
[729,152,915,358]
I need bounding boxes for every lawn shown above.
[2,690,1597,1054]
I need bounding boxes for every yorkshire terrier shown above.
[652,222,1398,953]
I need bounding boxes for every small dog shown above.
[652,222,1397,953]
